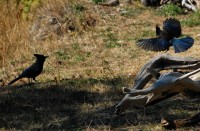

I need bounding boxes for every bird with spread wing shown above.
[136,18,194,53]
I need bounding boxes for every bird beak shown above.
[45,56,49,58]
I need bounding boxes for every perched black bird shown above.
[8,54,48,85]
[136,18,194,53]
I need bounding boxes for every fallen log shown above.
[115,54,200,114]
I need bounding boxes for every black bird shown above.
[136,18,194,53]
[8,54,48,85]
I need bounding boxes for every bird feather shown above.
[172,37,194,53]
[136,38,170,52]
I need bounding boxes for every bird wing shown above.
[136,38,170,52]
[172,37,194,53]
[163,18,181,38]
[20,64,41,78]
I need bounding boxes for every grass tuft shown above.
[120,7,145,17]
[181,11,200,27]
[156,4,183,16]
[101,28,121,48]
[92,0,106,4]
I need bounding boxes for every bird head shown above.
[156,24,161,36]
[34,54,48,61]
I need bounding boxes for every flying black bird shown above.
[8,54,48,85]
[136,18,194,53]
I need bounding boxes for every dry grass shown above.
[0,0,200,130]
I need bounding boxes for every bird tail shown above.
[8,76,22,85]
[172,37,194,53]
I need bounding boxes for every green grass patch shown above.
[156,4,183,16]
[19,0,41,19]
[55,51,70,60]
[181,11,200,27]
[71,3,86,14]
[101,29,121,48]
[92,0,106,4]
[120,7,145,17]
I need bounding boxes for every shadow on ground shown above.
[0,76,199,130]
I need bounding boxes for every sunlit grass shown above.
[181,11,200,27]
[156,4,184,16]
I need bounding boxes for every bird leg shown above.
[28,78,31,84]
[164,49,169,53]
[28,78,35,85]
[33,77,38,82]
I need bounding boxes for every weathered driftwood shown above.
[123,68,200,104]
[161,112,200,129]
[133,54,200,90]
[180,0,200,11]
[161,0,200,11]
[115,54,200,114]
